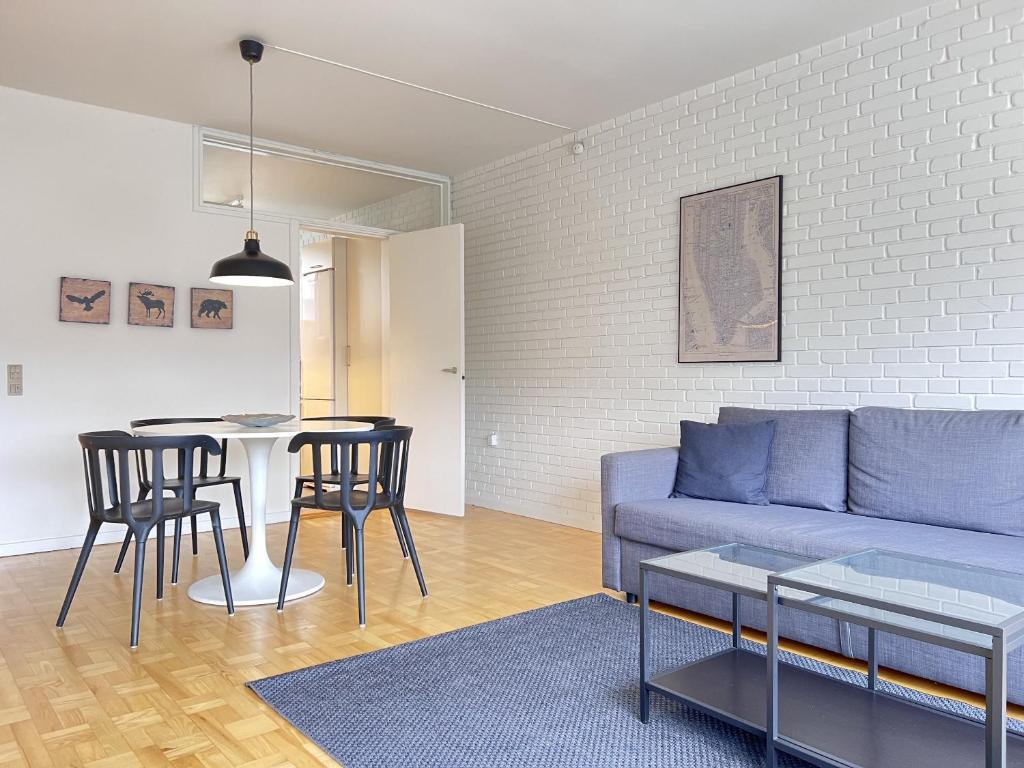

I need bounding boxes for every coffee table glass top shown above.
[641,544,815,599]
[774,549,1024,649]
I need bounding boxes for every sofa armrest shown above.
[600,447,679,590]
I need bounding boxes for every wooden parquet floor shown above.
[0,505,1017,767]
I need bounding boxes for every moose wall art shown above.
[191,287,233,330]
[128,282,174,327]
[59,277,111,324]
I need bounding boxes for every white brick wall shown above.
[452,0,1024,531]
[333,185,442,232]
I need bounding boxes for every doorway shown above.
[299,231,386,474]
[297,224,466,516]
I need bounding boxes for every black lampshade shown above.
[210,235,294,287]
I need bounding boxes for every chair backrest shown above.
[287,426,412,517]
[130,417,229,482]
[299,416,396,476]
[79,430,221,528]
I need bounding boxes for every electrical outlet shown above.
[489,432,499,447]
[7,364,23,396]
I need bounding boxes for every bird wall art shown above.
[59,277,111,324]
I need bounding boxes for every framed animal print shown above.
[191,287,233,329]
[678,175,782,363]
[128,282,174,327]
[60,277,111,324]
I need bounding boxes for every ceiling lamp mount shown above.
[239,38,264,64]
[209,38,294,288]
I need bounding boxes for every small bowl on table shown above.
[220,414,294,428]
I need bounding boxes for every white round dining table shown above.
[133,418,373,607]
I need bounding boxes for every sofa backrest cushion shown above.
[718,406,850,512]
[848,407,1024,536]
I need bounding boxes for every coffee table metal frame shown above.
[638,543,814,727]
[767,549,1024,768]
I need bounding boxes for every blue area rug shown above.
[248,594,1018,767]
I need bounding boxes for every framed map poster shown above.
[678,176,782,363]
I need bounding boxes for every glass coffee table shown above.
[768,549,1024,768]
[638,543,815,727]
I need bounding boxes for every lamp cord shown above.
[249,60,254,234]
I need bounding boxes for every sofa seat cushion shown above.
[614,498,1024,575]
[718,406,849,512]
[848,407,1024,537]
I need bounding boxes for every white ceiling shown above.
[202,142,431,220]
[0,0,931,175]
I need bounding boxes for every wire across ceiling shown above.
[266,43,574,133]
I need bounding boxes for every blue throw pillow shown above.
[672,420,777,505]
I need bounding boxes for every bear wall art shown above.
[191,287,233,330]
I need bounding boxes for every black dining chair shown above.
[57,431,234,648]
[278,426,426,626]
[291,416,408,558]
[113,418,249,586]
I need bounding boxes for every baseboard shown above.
[467,494,600,532]
[0,510,295,558]
[3,499,591,557]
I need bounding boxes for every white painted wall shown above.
[453,0,1024,531]
[0,86,297,555]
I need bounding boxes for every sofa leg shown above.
[625,592,638,604]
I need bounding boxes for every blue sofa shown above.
[601,406,1024,704]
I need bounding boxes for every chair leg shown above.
[130,528,148,648]
[293,477,304,501]
[114,487,151,575]
[209,510,235,615]
[396,504,428,598]
[232,480,250,559]
[113,529,132,574]
[57,520,102,627]
[354,523,366,627]
[277,507,302,611]
[389,506,410,559]
[190,513,198,556]
[345,516,354,586]
[155,521,165,600]
[171,518,182,585]
[342,514,350,551]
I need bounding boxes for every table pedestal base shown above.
[187,555,325,607]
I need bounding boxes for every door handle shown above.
[441,366,458,374]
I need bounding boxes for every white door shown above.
[383,223,465,516]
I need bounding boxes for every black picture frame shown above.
[677,175,783,363]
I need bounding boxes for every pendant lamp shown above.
[210,39,294,287]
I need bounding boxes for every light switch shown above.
[7,364,23,396]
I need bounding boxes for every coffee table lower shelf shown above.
[648,647,1024,768]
